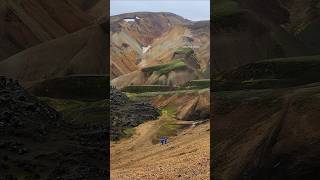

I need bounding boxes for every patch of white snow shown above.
[123,18,135,22]
[142,45,152,54]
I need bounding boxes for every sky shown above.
[110,0,210,21]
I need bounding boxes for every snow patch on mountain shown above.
[142,45,152,54]
[123,16,141,23]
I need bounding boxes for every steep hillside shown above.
[110,12,209,79]
[111,120,209,179]
[110,30,141,79]
[213,84,320,179]
[151,89,210,121]
[140,22,210,70]
[0,1,108,179]
[0,77,107,179]
[109,12,210,177]
[0,0,94,60]
[212,0,310,73]
[111,12,191,46]
[110,87,160,141]
[86,0,108,18]
[110,12,190,79]
[111,48,205,89]
[280,0,320,54]
[211,1,320,179]
[213,55,320,91]
[67,0,108,19]
[0,23,107,85]
[28,75,108,100]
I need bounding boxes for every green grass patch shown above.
[30,75,108,101]
[241,79,286,89]
[184,79,210,88]
[216,55,320,90]
[39,97,86,111]
[213,89,283,114]
[261,55,320,63]
[123,128,136,138]
[175,47,194,55]
[157,122,182,137]
[203,67,210,78]
[39,97,107,125]
[213,0,242,21]
[129,89,208,99]
[123,83,209,95]
[122,85,175,93]
[161,107,178,116]
[142,59,187,75]
[152,107,186,144]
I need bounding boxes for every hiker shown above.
[160,137,164,145]
[164,137,168,144]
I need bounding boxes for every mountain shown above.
[0,0,108,86]
[0,23,107,86]
[212,0,310,74]
[110,12,209,79]
[280,0,320,54]
[110,11,210,178]
[111,47,205,89]
[0,0,95,61]
[213,83,320,179]
[111,12,192,46]
[68,0,108,19]
[212,1,320,179]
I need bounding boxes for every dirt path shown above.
[110,119,210,179]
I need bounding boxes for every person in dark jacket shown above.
[164,137,168,144]
[160,137,164,145]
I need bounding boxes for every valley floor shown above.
[110,118,210,179]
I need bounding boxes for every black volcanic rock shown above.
[0,76,107,179]
[110,86,129,105]
[110,87,160,140]
[0,76,61,137]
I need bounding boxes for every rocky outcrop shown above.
[0,76,107,179]
[110,87,160,140]
[110,86,129,105]
[0,76,60,134]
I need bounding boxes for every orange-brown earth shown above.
[110,11,210,180]
[110,12,209,79]
[151,89,210,121]
[111,117,210,179]
[211,1,320,179]
[109,87,210,179]
[0,0,108,86]
[111,40,207,88]
[111,64,203,89]
[0,23,107,86]
[0,0,96,61]
[212,83,320,179]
